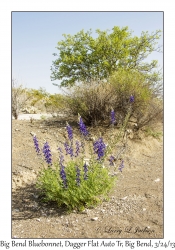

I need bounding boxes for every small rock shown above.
[36,218,40,222]
[30,132,36,136]
[101,209,105,213]
[91,217,98,221]
[14,209,20,212]
[15,129,20,131]
[154,178,160,182]
[121,196,128,200]
[143,208,146,211]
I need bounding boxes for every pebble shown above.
[80,210,87,214]
[121,196,128,200]
[30,131,36,136]
[91,217,98,221]
[154,178,160,182]
[36,218,41,222]
[14,209,20,212]
[101,209,105,213]
[143,208,146,211]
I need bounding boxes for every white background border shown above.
[1,0,174,244]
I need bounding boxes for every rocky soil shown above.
[12,116,163,239]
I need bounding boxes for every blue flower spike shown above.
[78,114,89,137]
[33,135,40,154]
[43,141,52,165]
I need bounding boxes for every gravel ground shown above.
[12,117,163,239]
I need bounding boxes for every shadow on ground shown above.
[12,183,67,221]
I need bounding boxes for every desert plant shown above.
[109,68,163,128]
[34,113,126,211]
[65,67,163,127]
[67,81,117,126]
[12,78,32,119]
[44,93,68,115]
[144,126,163,139]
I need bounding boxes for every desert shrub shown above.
[108,69,154,125]
[66,68,163,128]
[44,94,68,115]
[27,88,49,107]
[68,69,160,128]
[34,114,126,212]
[66,81,117,126]
[133,97,163,129]
[12,79,32,119]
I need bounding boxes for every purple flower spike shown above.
[110,110,116,125]
[60,165,67,188]
[33,136,40,154]
[109,155,116,166]
[43,141,52,165]
[78,115,89,137]
[66,122,73,141]
[118,160,124,172]
[93,137,106,160]
[130,95,134,103]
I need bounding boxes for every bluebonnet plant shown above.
[66,122,73,141]
[93,137,106,160]
[78,115,89,137]
[33,135,40,154]
[43,141,52,165]
[110,110,116,125]
[118,160,124,172]
[130,95,134,103]
[76,166,81,186]
[83,163,88,180]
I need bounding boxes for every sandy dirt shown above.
[12,115,163,239]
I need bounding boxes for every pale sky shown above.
[12,11,163,94]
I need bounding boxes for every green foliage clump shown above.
[27,87,49,107]
[44,94,67,114]
[144,127,162,139]
[34,115,121,212]
[51,26,162,88]
[36,160,116,211]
